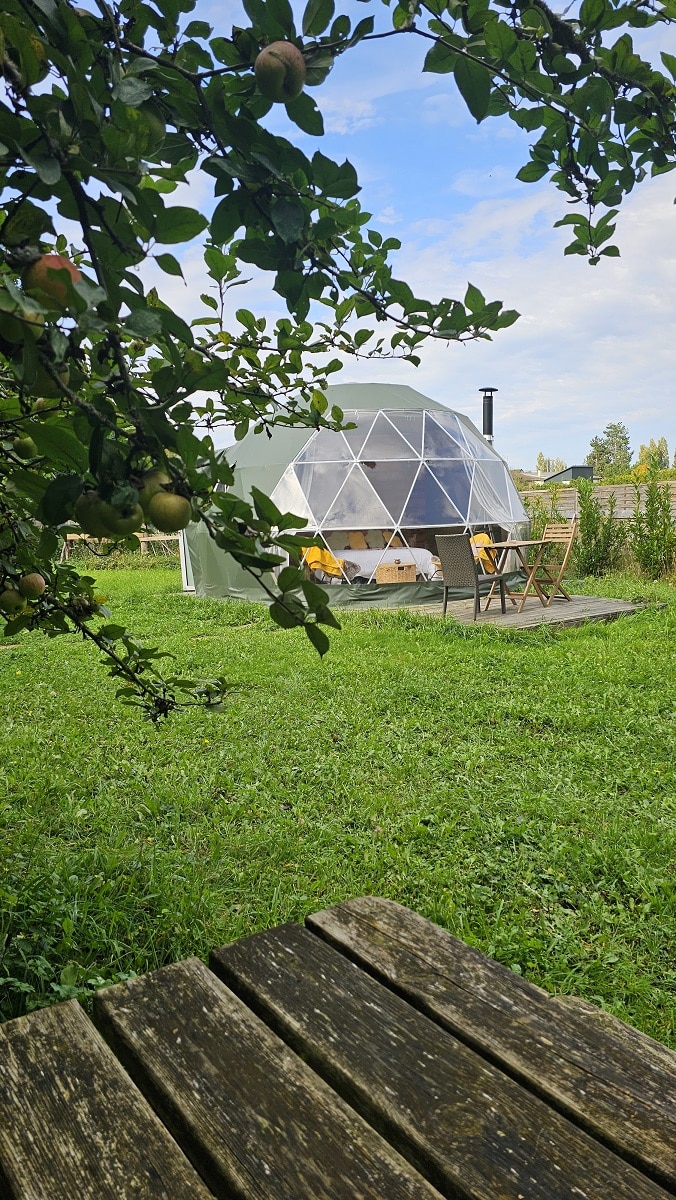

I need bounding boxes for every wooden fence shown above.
[60,532,179,560]
[520,481,676,521]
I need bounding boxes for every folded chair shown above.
[435,534,508,620]
[520,519,578,608]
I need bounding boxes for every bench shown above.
[1,897,674,1198]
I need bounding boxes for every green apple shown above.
[0,305,44,344]
[254,42,306,103]
[74,491,115,539]
[98,501,145,538]
[13,436,38,460]
[0,587,28,616]
[147,491,192,533]
[138,469,171,515]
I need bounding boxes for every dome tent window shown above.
[182,384,528,606]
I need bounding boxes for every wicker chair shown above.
[435,534,508,620]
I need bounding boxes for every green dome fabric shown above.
[183,383,527,603]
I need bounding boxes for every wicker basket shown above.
[375,561,417,584]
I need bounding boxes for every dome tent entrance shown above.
[183,384,528,606]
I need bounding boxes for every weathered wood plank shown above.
[306,897,676,1192]
[409,594,637,628]
[94,956,444,1200]
[0,999,214,1200]
[211,923,671,1200]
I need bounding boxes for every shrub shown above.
[523,486,565,539]
[629,470,676,579]
[573,479,626,576]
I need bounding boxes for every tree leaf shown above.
[271,198,305,244]
[464,282,485,313]
[516,159,549,182]
[155,207,208,244]
[269,599,302,629]
[423,40,457,74]
[454,56,491,122]
[31,423,88,472]
[580,0,607,29]
[304,622,329,655]
[125,307,163,337]
[20,150,62,185]
[113,76,155,105]
[251,485,282,524]
[303,0,335,37]
[155,252,184,277]
[483,20,517,60]
[285,92,324,135]
[36,474,84,525]
[1,200,55,246]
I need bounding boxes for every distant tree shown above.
[586,423,632,479]
[536,453,567,475]
[638,438,669,469]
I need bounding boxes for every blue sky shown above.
[165,0,676,471]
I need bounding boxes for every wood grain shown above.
[0,998,214,1200]
[94,956,443,1200]
[211,921,672,1200]
[306,896,676,1192]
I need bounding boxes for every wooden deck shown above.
[411,593,637,628]
[1,897,674,1200]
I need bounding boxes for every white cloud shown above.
[331,174,676,469]
[321,97,378,135]
[375,205,401,226]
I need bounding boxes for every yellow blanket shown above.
[301,546,345,578]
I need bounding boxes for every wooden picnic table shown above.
[1,896,674,1199]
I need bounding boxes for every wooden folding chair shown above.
[519,519,577,610]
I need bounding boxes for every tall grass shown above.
[1,567,674,1045]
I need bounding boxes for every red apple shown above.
[22,254,82,310]
[18,572,46,600]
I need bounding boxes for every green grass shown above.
[1,567,674,1045]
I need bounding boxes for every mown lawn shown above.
[1,566,674,1045]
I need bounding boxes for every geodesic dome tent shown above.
[183,383,528,606]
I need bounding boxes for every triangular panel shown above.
[427,410,471,452]
[401,465,463,526]
[384,411,423,455]
[367,459,420,524]
[296,427,353,463]
[427,460,473,522]
[295,460,352,524]
[342,412,375,458]
[270,466,314,526]
[321,464,392,530]
[457,422,495,460]
[423,412,469,459]
[468,464,513,527]
[360,412,417,461]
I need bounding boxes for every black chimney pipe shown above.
[480,387,498,444]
